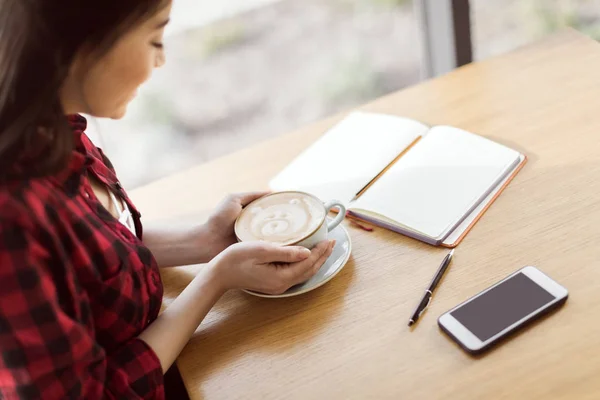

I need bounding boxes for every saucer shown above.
[243,220,352,298]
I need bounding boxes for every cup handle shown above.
[323,200,346,232]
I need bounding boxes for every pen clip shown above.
[417,290,433,318]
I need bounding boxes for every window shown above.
[472,0,600,60]
[88,0,422,188]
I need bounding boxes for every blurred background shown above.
[85,0,600,189]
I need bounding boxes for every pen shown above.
[408,249,454,327]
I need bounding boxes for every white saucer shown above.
[244,221,352,298]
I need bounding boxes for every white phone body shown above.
[438,266,568,354]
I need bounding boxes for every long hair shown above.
[0,0,166,180]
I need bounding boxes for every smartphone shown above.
[438,266,568,354]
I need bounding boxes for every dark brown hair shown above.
[0,0,166,181]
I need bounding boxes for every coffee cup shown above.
[234,191,346,249]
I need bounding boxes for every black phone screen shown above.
[451,273,556,342]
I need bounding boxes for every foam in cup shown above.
[236,193,326,245]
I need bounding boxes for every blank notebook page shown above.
[351,126,521,239]
[269,112,429,204]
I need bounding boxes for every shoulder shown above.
[0,178,64,233]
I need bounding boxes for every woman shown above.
[0,1,334,398]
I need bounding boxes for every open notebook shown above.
[270,112,527,247]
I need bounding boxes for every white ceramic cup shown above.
[235,191,346,249]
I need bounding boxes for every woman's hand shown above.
[203,192,270,260]
[208,240,335,295]
[143,192,270,268]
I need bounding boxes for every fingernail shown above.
[331,240,336,248]
[300,248,311,257]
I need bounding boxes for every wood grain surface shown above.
[131,30,600,400]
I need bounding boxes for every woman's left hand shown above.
[203,191,270,260]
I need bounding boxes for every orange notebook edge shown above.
[342,155,528,247]
[440,155,529,248]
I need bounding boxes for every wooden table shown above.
[132,30,600,400]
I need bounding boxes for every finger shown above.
[280,240,331,281]
[311,240,335,274]
[257,243,311,263]
[309,240,331,262]
[293,240,335,285]
[265,241,333,295]
[236,191,272,207]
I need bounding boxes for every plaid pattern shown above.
[0,115,164,399]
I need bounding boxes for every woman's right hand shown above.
[208,240,335,295]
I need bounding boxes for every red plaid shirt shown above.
[0,115,164,399]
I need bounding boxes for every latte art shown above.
[236,193,326,245]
